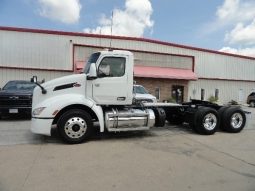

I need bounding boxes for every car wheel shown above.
[192,107,219,135]
[221,107,246,133]
[57,109,93,144]
[250,101,255,107]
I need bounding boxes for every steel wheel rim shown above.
[64,117,87,139]
[203,113,217,131]
[231,113,243,129]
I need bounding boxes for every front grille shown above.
[0,96,32,107]
[141,99,153,103]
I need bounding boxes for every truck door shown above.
[92,56,129,105]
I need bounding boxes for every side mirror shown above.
[87,63,97,80]
[31,76,38,83]
[30,76,47,94]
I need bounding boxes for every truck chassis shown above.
[53,99,246,144]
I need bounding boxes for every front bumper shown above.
[0,107,31,115]
[31,117,54,136]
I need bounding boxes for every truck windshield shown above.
[134,86,148,94]
[3,81,36,91]
[83,52,101,74]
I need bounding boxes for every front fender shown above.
[32,94,94,118]
[32,94,105,132]
[91,104,104,132]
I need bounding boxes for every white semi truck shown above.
[31,50,246,144]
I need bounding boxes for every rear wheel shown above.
[218,106,230,130]
[221,107,246,133]
[218,106,230,116]
[192,107,219,135]
[57,109,93,144]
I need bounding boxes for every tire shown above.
[57,109,93,144]
[221,107,246,133]
[218,106,230,130]
[192,107,219,135]
[218,106,230,116]
[153,108,166,127]
[189,106,205,133]
[250,101,255,108]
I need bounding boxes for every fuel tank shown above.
[105,108,155,130]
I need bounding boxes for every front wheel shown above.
[250,101,255,108]
[57,109,93,144]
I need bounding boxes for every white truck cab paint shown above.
[31,50,135,141]
[85,50,133,105]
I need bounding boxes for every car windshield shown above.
[134,86,148,94]
[2,81,36,91]
[83,52,101,74]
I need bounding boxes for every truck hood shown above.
[41,73,86,90]
[32,73,87,107]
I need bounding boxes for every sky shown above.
[1,0,255,57]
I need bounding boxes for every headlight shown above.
[32,107,46,116]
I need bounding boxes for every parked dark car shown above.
[0,80,36,118]
[247,92,255,107]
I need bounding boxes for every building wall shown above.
[2,28,255,81]
[1,27,255,104]
[0,68,71,87]
[0,30,72,71]
[74,45,194,70]
[135,77,188,102]
[111,40,255,81]
[188,79,255,104]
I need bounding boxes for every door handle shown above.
[117,97,126,101]
[95,83,100,87]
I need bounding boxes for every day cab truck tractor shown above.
[31,50,247,144]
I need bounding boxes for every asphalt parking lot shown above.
[0,107,254,191]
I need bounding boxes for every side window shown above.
[155,87,160,100]
[98,57,126,77]
[215,89,219,100]
[201,89,205,101]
